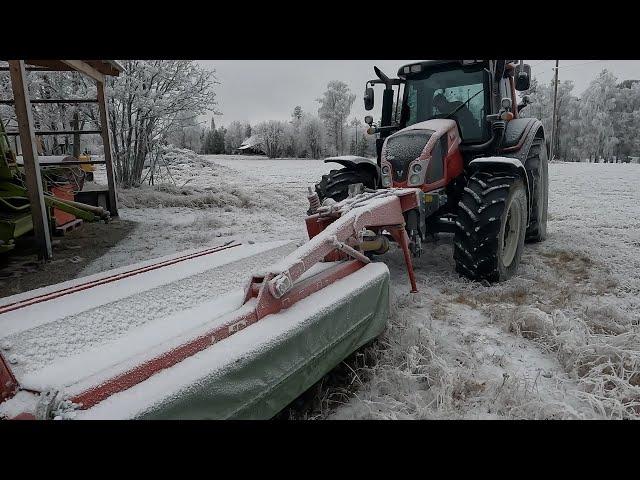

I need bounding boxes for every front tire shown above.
[454,171,528,282]
[315,167,377,203]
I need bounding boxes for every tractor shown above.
[314,60,548,282]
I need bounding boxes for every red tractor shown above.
[314,60,548,282]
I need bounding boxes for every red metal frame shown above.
[0,353,18,403]
[69,260,364,411]
[71,190,422,411]
[3,189,424,416]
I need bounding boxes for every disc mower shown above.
[0,60,548,420]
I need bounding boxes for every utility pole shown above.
[550,60,559,161]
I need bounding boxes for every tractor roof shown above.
[397,60,518,78]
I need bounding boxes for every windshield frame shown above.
[399,62,491,144]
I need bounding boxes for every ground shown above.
[4,155,640,419]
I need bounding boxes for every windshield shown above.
[402,65,488,143]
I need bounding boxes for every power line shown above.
[530,60,554,69]
[558,60,608,71]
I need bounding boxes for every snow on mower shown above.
[0,60,548,419]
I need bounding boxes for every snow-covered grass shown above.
[328,163,640,419]
[84,155,330,274]
[89,158,640,419]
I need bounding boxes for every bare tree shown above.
[106,60,219,187]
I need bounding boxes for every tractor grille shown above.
[383,129,433,182]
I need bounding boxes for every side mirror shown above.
[364,115,374,126]
[515,63,531,91]
[364,87,374,111]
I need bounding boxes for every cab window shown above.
[402,65,489,143]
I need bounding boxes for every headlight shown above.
[409,174,421,185]
[381,165,390,175]
[411,163,422,173]
[382,176,392,187]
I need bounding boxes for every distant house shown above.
[237,135,265,155]
[629,156,640,164]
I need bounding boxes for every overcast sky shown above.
[197,60,640,128]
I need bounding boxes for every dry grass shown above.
[118,183,253,209]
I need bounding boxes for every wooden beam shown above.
[61,60,104,83]
[8,60,52,260]
[85,61,120,77]
[23,60,74,71]
[96,81,118,216]
[0,66,70,72]
[5,130,102,136]
[0,98,98,105]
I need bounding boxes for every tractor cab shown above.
[398,60,491,143]
[364,60,532,161]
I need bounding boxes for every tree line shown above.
[521,69,640,162]
[3,62,638,190]
[195,79,375,159]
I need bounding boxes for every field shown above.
[17,156,640,419]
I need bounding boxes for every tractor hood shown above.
[380,119,458,185]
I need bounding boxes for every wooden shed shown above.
[0,60,122,260]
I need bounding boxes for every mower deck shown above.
[0,239,390,419]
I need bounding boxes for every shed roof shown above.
[23,60,123,76]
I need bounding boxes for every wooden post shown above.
[8,60,52,260]
[96,80,118,216]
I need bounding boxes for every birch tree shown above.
[317,81,356,156]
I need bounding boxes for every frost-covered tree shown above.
[225,120,247,153]
[105,60,219,187]
[613,80,640,161]
[255,120,290,158]
[317,80,356,156]
[0,67,101,156]
[301,115,325,159]
[165,111,205,153]
[578,69,619,162]
[348,117,363,155]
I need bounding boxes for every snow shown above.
[4,157,640,419]
[71,262,389,420]
[82,156,333,275]
[330,162,640,419]
[2,241,296,380]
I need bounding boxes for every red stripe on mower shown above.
[0,242,242,316]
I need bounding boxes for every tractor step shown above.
[54,218,83,236]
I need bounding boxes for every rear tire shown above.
[315,167,377,203]
[525,137,548,242]
[454,171,527,282]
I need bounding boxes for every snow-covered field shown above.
[85,157,640,419]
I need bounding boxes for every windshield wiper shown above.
[444,88,484,119]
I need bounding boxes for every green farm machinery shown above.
[0,121,109,254]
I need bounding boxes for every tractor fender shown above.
[468,156,531,219]
[323,156,380,177]
[501,118,540,150]
[500,119,546,217]
[501,118,546,163]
